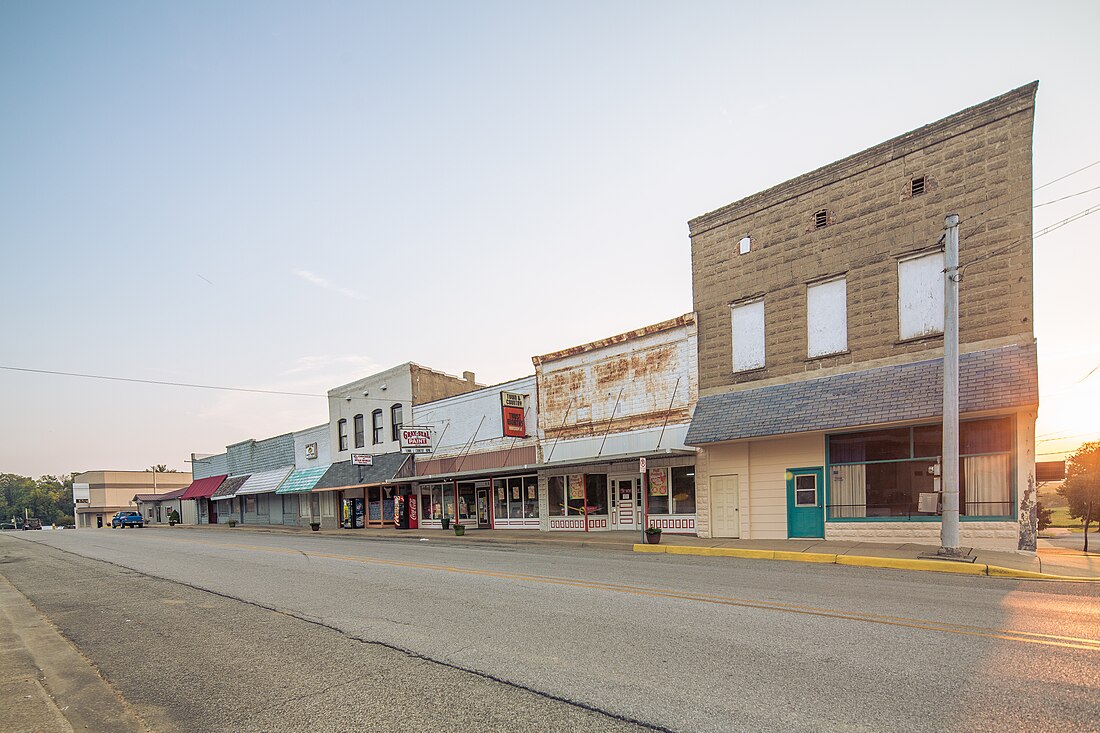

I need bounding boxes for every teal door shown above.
[786,467,825,538]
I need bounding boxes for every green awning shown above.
[276,465,330,494]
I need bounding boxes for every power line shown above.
[1034,159,1100,191]
[0,365,327,398]
[1034,184,1100,208]
[1037,431,1100,444]
[959,202,1100,272]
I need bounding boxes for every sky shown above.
[2,1,1098,477]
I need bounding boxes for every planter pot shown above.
[169,521,177,527]
[227,521,237,528]
[441,519,451,530]
[646,532,662,545]
[454,525,465,536]
[310,523,321,532]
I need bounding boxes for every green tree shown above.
[152,465,178,473]
[1058,441,1100,552]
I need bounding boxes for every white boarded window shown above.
[807,278,847,357]
[898,252,944,340]
[731,299,765,372]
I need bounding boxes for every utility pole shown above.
[939,214,961,557]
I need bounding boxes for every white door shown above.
[711,474,740,538]
[612,477,637,531]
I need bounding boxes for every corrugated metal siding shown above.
[236,466,293,496]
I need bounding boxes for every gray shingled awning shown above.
[312,453,413,491]
[686,342,1038,445]
[211,474,251,501]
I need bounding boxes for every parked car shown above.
[0,522,17,530]
[22,518,42,530]
[111,511,144,528]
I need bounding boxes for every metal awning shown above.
[235,466,294,496]
[180,475,227,500]
[311,454,412,492]
[276,465,331,495]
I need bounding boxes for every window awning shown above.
[235,466,294,496]
[276,465,331,495]
[211,474,251,501]
[312,453,413,492]
[133,488,187,503]
[180,475,227,500]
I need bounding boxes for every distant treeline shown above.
[0,473,76,526]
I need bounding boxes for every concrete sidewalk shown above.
[0,574,148,732]
[140,522,1100,580]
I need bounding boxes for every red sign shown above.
[502,405,526,437]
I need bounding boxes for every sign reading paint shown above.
[399,427,433,454]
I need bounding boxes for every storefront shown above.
[209,474,251,523]
[179,474,228,525]
[540,453,697,533]
[273,464,331,527]
[311,453,416,530]
[417,471,539,530]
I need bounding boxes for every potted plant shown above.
[453,523,465,536]
[310,519,321,531]
[645,526,662,544]
[441,516,451,531]
[168,509,180,526]
[227,518,238,528]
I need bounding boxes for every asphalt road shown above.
[2,528,1099,733]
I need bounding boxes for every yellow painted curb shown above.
[986,565,1100,581]
[835,555,988,575]
[632,544,667,554]
[774,551,837,564]
[665,546,776,560]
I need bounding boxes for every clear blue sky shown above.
[2,1,1098,477]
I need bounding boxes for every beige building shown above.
[685,82,1039,551]
[73,470,193,528]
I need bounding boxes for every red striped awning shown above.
[180,475,227,500]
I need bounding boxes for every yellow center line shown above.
[152,535,1100,652]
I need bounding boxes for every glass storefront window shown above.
[828,418,1014,519]
[443,484,455,520]
[648,468,669,514]
[671,466,696,514]
[585,474,608,515]
[457,483,475,521]
[523,478,539,518]
[493,475,539,520]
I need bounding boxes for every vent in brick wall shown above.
[814,209,828,229]
[911,176,926,197]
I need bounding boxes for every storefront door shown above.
[710,474,740,538]
[476,488,491,528]
[612,477,638,531]
[786,467,825,538]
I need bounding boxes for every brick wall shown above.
[690,83,1037,393]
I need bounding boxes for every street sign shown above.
[639,457,647,474]
[351,453,374,466]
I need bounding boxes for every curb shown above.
[633,544,1100,581]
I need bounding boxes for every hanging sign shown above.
[649,469,668,496]
[399,427,433,454]
[351,453,373,466]
[501,392,527,438]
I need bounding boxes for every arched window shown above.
[372,410,383,445]
[337,418,348,452]
[353,414,365,448]
[391,403,403,442]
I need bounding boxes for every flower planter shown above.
[645,531,662,545]
[441,518,451,531]
[310,523,321,532]
[454,525,465,536]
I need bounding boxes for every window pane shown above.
[794,475,817,507]
[962,454,1012,516]
[494,479,508,521]
[456,483,475,521]
[585,474,608,515]
[523,478,539,518]
[731,299,765,371]
[354,414,364,448]
[864,459,936,517]
[442,485,454,520]
[420,489,433,520]
[961,417,1012,455]
[648,468,669,514]
[898,252,945,340]
[547,476,566,516]
[912,425,942,459]
[507,478,523,518]
[829,428,910,462]
[671,466,696,514]
[807,278,847,357]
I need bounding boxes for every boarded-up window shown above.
[807,277,847,357]
[731,299,765,372]
[898,252,944,340]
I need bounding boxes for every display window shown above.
[493,475,539,520]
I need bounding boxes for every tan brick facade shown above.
[690,83,1037,394]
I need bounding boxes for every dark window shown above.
[814,209,828,229]
[337,419,348,452]
[911,176,925,196]
[353,414,364,449]
[671,466,697,514]
[585,474,608,515]
[391,404,403,442]
[372,410,383,445]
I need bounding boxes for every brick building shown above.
[685,83,1039,550]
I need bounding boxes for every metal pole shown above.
[940,214,961,556]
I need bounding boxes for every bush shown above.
[1037,502,1053,532]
